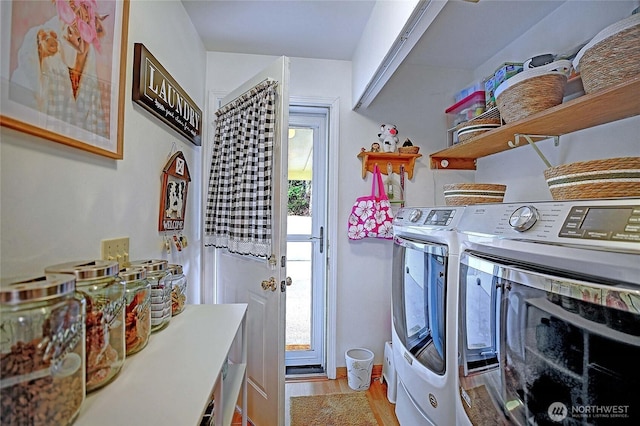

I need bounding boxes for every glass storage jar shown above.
[119,267,151,355]
[0,274,86,426]
[45,260,126,392]
[167,264,187,316]
[128,260,171,332]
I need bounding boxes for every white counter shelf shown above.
[75,303,248,426]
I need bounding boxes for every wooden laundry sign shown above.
[159,151,191,232]
[132,43,202,145]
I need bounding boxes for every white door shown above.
[215,56,290,426]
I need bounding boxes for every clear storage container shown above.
[119,267,151,355]
[1,274,86,425]
[45,260,126,392]
[167,264,187,316]
[128,260,171,332]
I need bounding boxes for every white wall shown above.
[205,53,395,366]
[0,0,206,306]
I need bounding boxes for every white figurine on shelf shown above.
[378,124,399,152]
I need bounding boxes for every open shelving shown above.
[430,76,640,170]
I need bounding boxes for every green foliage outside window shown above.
[288,180,311,216]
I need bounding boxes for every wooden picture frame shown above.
[0,0,129,159]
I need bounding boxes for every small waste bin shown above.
[345,348,374,391]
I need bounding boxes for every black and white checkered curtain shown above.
[204,79,277,257]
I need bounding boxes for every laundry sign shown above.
[132,43,202,145]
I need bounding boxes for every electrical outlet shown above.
[101,237,130,266]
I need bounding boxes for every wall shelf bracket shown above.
[508,133,559,148]
[509,133,557,168]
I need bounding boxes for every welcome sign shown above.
[132,43,202,145]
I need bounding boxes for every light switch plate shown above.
[101,237,130,266]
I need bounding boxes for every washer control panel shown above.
[559,205,640,242]
[509,205,539,232]
[458,199,640,248]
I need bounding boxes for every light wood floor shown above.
[232,376,400,426]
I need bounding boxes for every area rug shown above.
[290,392,378,425]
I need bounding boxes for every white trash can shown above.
[345,348,374,391]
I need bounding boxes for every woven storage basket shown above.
[443,183,506,206]
[455,118,501,143]
[398,146,419,154]
[574,14,640,94]
[496,73,567,123]
[544,157,640,200]
[494,59,571,124]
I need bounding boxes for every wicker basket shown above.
[574,14,640,94]
[398,146,419,154]
[443,183,507,206]
[496,73,567,123]
[455,118,501,143]
[544,157,640,200]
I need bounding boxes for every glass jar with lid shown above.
[45,260,126,392]
[1,274,86,425]
[167,264,187,316]
[119,267,151,355]
[128,260,171,332]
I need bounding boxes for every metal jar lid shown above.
[167,264,183,275]
[45,260,120,281]
[128,259,168,273]
[119,267,147,283]
[1,274,76,305]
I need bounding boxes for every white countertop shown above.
[75,303,248,425]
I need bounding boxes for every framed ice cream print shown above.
[0,0,129,159]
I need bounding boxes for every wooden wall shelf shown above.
[357,151,422,179]
[430,76,640,170]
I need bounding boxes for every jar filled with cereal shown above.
[128,260,171,332]
[1,274,86,425]
[119,267,151,355]
[45,260,125,392]
[167,264,187,316]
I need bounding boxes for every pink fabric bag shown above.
[347,164,394,240]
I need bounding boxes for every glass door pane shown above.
[285,241,312,349]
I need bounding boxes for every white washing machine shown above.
[391,206,467,426]
[455,199,640,425]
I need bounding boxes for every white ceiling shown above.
[181,0,376,61]
[182,0,565,69]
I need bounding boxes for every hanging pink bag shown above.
[347,164,394,240]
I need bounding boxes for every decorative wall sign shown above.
[159,151,191,232]
[132,43,202,145]
[0,0,129,159]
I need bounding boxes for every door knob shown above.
[261,277,277,292]
[285,277,293,286]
